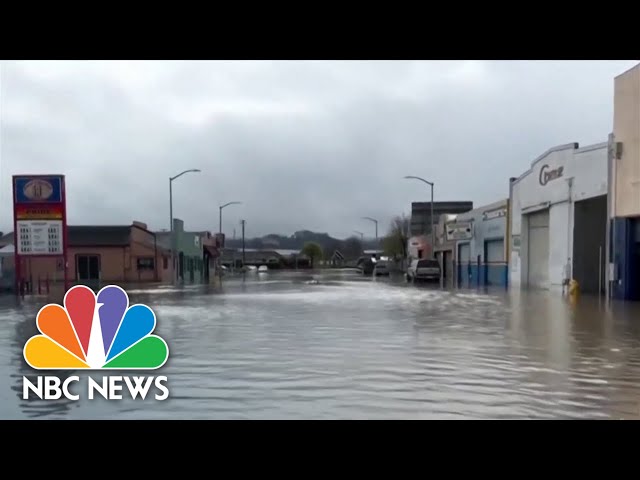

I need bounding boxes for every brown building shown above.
[10,221,173,289]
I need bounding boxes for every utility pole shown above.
[240,219,246,265]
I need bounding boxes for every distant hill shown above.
[224,230,379,259]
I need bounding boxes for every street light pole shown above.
[362,217,379,244]
[404,176,435,258]
[219,201,242,236]
[353,230,364,241]
[240,219,246,265]
[169,168,201,284]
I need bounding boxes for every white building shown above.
[509,141,608,293]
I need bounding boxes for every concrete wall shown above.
[510,142,608,290]
[612,64,640,218]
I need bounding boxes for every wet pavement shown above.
[1,269,640,419]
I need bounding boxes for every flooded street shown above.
[2,269,640,419]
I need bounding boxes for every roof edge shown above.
[614,62,640,80]
[575,141,608,154]
[529,142,578,168]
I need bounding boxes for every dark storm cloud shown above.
[1,60,637,239]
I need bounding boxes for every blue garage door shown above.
[485,239,504,285]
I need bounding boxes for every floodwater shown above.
[1,269,640,420]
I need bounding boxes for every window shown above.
[137,257,155,270]
[76,255,100,281]
[163,256,168,270]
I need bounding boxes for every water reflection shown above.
[5,300,77,418]
[0,270,639,419]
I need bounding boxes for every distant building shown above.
[410,201,474,238]
[219,248,311,269]
[155,219,218,284]
[406,236,431,262]
[6,221,172,290]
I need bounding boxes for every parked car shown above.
[356,256,375,275]
[406,258,440,283]
[374,260,390,276]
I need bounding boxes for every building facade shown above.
[407,235,431,262]
[155,219,217,284]
[451,199,509,288]
[7,221,173,291]
[432,214,459,286]
[510,142,608,293]
[608,63,640,301]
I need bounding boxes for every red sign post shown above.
[12,175,69,296]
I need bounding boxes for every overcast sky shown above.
[1,60,637,240]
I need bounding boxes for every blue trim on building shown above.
[611,217,640,301]
[457,263,509,288]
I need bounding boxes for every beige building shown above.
[611,63,640,217]
[608,63,640,301]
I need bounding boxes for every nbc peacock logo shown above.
[24,285,169,370]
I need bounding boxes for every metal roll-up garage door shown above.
[527,210,549,288]
[458,243,470,264]
[485,239,504,286]
[485,239,504,263]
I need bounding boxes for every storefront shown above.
[450,199,509,288]
[510,141,608,293]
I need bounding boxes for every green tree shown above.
[382,214,410,259]
[301,241,323,269]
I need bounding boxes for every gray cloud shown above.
[1,60,637,240]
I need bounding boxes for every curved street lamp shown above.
[169,169,201,283]
[404,175,435,255]
[219,201,243,235]
[361,217,378,242]
[353,230,364,241]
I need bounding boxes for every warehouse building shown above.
[448,199,509,288]
[608,63,640,301]
[509,141,608,293]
